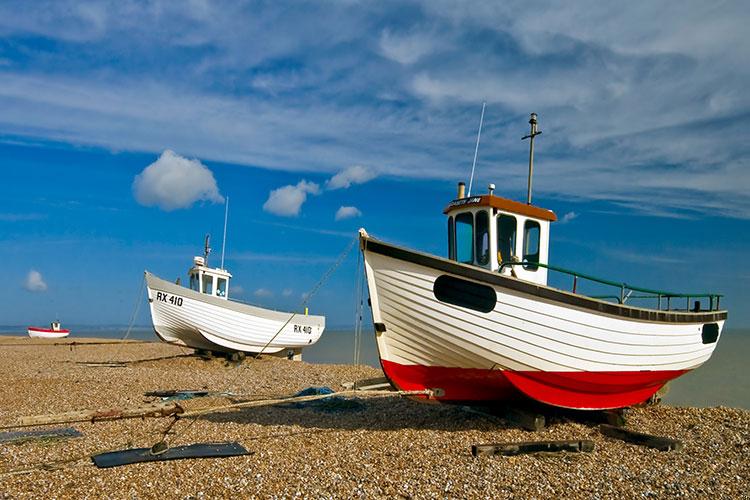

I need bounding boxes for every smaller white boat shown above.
[146,235,325,358]
[28,321,70,339]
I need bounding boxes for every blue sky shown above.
[1,1,748,328]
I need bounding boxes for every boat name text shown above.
[155,291,183,307]
[447,197,482,209]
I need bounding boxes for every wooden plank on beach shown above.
[599,424,683,451]
[2,402,184,430]
[472,439,594,457]
[341,376,393,391]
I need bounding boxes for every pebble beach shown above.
[0,336,748,498]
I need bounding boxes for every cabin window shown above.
[202,275,213,295]
[497,214,517,265]
[475,210,490,265]
[455,212,474,264]
[447,216,455,260]
[433,275,496,313]
[523,220,541,270]
[189,274,199,292]
[217,278,228,297]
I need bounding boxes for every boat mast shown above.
[522,112,542,205]
[467,102,486,197]
[220,196,229,270]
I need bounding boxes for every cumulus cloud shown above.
[335,206,362,221]
[23,270,47,292]
[132,150,224,211]
[560,211,578,224]
[326,165,377,190]
[253,288,273,298]
[262,180,320,217]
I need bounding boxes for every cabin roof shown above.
[190,264,232,279]
[443,194,557,222]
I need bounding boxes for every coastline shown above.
[0,337,748,497]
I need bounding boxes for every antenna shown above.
[204,233,211,264]
[220,196,229,270]
[467,102,486,197]
[521,112,542,205]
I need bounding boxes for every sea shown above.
[2,326,748,410]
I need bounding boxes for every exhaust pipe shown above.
[457,182,466,199]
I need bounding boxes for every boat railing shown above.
[499,261,723,311]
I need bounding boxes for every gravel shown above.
[0,336,747,498]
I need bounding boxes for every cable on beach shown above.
[0,387,436,477]
[157,235,360,450]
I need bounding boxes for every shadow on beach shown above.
[198,396,521,433]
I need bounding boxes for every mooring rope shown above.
[160,235,360,449]
[251,235,358,359]
[0,387,435,478]
[352,248,365,366]
[104,275,147,363]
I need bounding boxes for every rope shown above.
[160,235,359,448]
[251,235,358,359]
[179,388,434,419]
[105,276,147,363]
[352,249,365,366]
[0,388,433,478]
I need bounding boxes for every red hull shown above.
[28,328,70,333]
[381,359,688,410]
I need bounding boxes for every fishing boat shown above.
[146,232,325,358]
[359,113,727,410]
[146,199,324,357]
[27,321,70,339]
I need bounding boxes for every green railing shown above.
[499,261,723,311]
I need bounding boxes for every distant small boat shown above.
[28,321,70,339]
[145,235,325,358]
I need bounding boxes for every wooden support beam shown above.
[472,439,594,457]
[599,424,683,451]
[500,406,546,432]
[1,402,184,430]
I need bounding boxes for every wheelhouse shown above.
[444,182,557,286]
[188,256,233,300]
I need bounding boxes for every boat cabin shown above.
[188,256,233,300]
[444,182,557,286]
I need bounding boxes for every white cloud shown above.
[326,166,377,190]
[282,288,293,297]
[231,285,244,295]
[133,150,224,211]
[335,206,362,221]
[253,288,273,298]
[560,211,578,224]
[379,29,435,65]
[23,269,47,292]
[262,180,320,217]
[0,2,748,218]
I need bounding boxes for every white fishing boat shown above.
[28,321,70,339]
[145,200,325,358]
[359,113,727,410]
